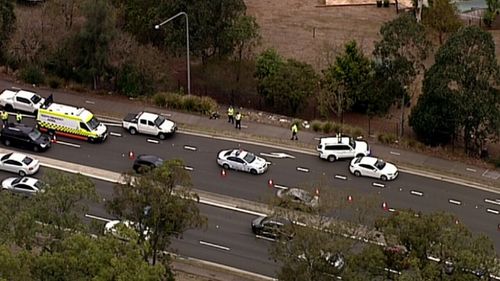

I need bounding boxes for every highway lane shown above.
[3,122,500,251]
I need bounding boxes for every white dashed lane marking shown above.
[183,145,197,151]
[184,166,194,171]
[334,175,347,180]
[147,139,159,144]
[410,190,424,197]
[296,167,309,173]
[110,132,122,137]
[199,241,230,251]
[372,182,385,188]
[55,141,81,148]
[448,199,462,205]
[390,151,401,156]
[486,208,500,215]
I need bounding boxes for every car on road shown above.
[122,111,176,139]
[133,154,164,174]
[298,251,345,272]
[349,156,398,181]
[217,149,268,175]
[0,152,39,176]
[316,134,370,162]
[251,216,293,240]
[1,123,51,152]
[2,176,44,196]
[276,187,319,209]
[104,220,149,241]
[0,88,45,114]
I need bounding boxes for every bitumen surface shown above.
[1,81,500,281]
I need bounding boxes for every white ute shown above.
[0,88,45,114]
[122,111,176,139]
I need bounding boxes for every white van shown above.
[316,134,370,162]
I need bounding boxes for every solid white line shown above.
[485,199,500,205]
[466,168,477,172]
[39,162,121,183]
[486,208,500,215]
[390,151,401,156]
[372,182,385,188]
[184,166,194,171]
[85,100,95,104]
[199,240,230,251]
[273,184,289,190]
[110,132,122,137]
[147,139,159,144]
[197,198,266,217]
[85,214,113,222]
[55,141,81,148]
[296,167,309,172]
[183,145,197,151]
[334,175,347,180]
[410,190,424,197]
[255,235,276,242]
[449,199,462,205]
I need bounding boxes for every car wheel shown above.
[129,127,137,135]
[250,169,258,175]
[3,139,10,146]
[327,155,336,162]
[18,170,26,177]
[222,163,230,170]
[381,175,388,181]
[158,133,166,140]
[354,171,361,177]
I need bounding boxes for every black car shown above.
[251,216,293,240]
[133,154,164,173]
[0,123,51,152]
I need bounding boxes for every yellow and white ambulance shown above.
[36,95,108,142]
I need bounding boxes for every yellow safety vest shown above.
[1,112,7,120]
[292,124,298,133]
[16,114,22,121]
[228,107,234,116]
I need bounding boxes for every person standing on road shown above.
[227,106,234,124]
[291,123,298,140]
[16,112,22,123]
[235,112,242,130]
[1,110,8,127]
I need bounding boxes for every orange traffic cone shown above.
[221,169,227,177]
[128,151,135,160]
[347,195,353,202]
[268,179,274,187]
[315,188,320,196]
[382,202,388,211]
[51,134,57,143]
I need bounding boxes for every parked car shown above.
[276,187,319,209]
[0,88,45,114]
[133,154,164,174]
[217,149,268,175]
[0,152,39,176]
[104,220,149,241]
[122,111,176,139]
[251,216,293,240]
[2,176,44,196]
[1,123,51,152]
[349,156,399,181]
[298,251,345,272]
[316,134,370,162]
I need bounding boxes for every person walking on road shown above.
[291,123,298,140]
[235,112,242,130]
[227,106,234,124]
[1,110,8,127]
[15,112,22,123]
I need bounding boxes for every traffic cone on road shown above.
[268,179,274,187]
[221,169,227,177]
[347,195,353,203]
[128,151,135,160]
[51,134,57,143]
[382,202,388,211]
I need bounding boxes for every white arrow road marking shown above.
[334,175,347,180]
[183,145,197,151]
[147,139,159,144]
[390,151,401,156]
[199,241,230,251]
[110,132,122,137]
[259,152,296,159]
[372,182,385,188]
[184,166,194,171]
[410,190,424,197]
[55,141,81,148]
[448,199,462,205]
[85,214,113,222]
[296,167,309,172]
[485,199,500,205]
[486,208,500,215]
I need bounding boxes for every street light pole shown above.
[155,12,191,96]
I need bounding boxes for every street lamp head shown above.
[154,25,160,30]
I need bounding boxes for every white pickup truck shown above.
[122,111,177,139]
[0,88,45,114]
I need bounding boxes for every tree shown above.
[319,40,372,124]
[31,234,167,281]
[422,0,462,45]
[0,0,16,63]
[107,159,205,265]
[75,0,116,89]
[0,245,32,281]
[228,15,260,86]
[410,26,500,155]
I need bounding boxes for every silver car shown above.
[217,149,268,174]
[0,152,40,176]
[2,176,43,196]
[276,187,319,209]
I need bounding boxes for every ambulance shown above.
[36,95,108,142]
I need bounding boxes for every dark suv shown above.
[0,123,51,152]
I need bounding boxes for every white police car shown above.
[216,148,268,175]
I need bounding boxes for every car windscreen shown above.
[22,157,33,165]
[243,153,256,163]
[349,137,355,148]
[28,128,42,141]
[87,117,100,131]
[12,177,23,185]
[154,116,165,127]
[1,153,12,161]
[30,95,42,104]
[375,159,386,169]
[34,181,43,189]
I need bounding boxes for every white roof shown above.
[16,90,39,99]
[358,156,379,165]
[19,177,39,185]
[139,112,159,120]
[45,103,92,121]
[8,152,31,162]
[320,136,351,145]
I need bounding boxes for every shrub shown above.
[164,93,183,109]
[342,126,352,135]
[352,127,364,138]
[152,92,218,115]
[311,120,323,132]
[199,96,217,114]
[332,123,341,134]
[18,65,44,85]
[116,62,154,97]
[322,122,334,134]
[152,93,167,107]
[47,76,63,89]
[183,95,198,112]
[492,158,500,168]
[378,133,397,144]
